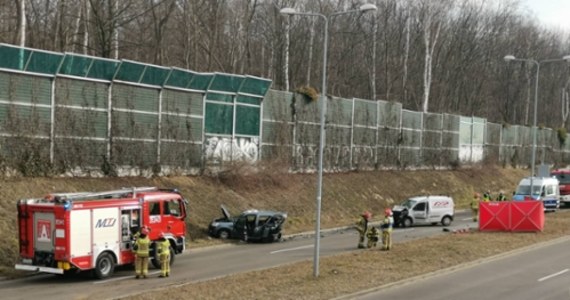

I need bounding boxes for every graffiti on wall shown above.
[291,144,376,171]
[352,146,375,168]
[293,145,317,169]
[205,136,259,162]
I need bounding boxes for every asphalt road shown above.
[352,237,570,300]
[0,212,477,300]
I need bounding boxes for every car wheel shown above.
[218,229,230,239]
[441,216,452,227]
[93,252,115,279]
[403,217,412,228]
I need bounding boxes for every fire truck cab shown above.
[15,187,188,279]
[551,169,570,206]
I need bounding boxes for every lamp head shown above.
[504,55,516,62]
[280,7,296,15]
[359,3,378,12]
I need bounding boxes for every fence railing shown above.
[1,43,570,176]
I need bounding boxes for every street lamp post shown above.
[281,3,377,278]
[504,55,570,196]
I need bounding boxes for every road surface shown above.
[353,236,570,300]
[0,212,477,300]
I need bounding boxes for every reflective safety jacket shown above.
[380,216,393,232]
[134,236,150,257]
[157,239,170,256]
[355,217,368,235]
[471,197,480,209]
[367,226,380,241]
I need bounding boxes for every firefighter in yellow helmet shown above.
[380,208,394,250]
[471,193,481,222]
[366,226,380,248]
[355,211,371,249]
[133,227,150,279]
[157,233,171,278]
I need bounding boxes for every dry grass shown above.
[0,166,529,277]
[123,211,570,300]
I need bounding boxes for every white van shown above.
[392,195,454,228]
[513,177,560,211]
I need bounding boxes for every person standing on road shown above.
[380,208,394,251]
[355,211,371,249]
[133,227,150,279]
[471,193,481,222]
[157,233,171,278]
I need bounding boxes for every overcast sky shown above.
[522,0,570,30]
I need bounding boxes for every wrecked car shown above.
[208,205,287,242]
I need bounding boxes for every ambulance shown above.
[513,177,560,211]
[15,187,188,279]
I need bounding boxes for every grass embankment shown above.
[123,211,570,300]
[0,166,527,277]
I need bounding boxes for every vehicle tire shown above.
[403,217,412,228]
[93,252,115,279]
[441,216,452,227]
[152,246,175,269]
[218,229,231,240]
[264,233,281,243]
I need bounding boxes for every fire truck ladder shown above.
[54,187,158,201]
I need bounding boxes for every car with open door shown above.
[208,205,287,242]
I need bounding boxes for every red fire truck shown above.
[15,187,188,279]
[551,169,570,207]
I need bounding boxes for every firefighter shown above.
[366,226,380,248]
[482,191,492,202]
[380,208,394,251]
[355,211,371,249]
[471,193,481,222]
[496,191,507,201]
[133,227,150,279]
[157,233,171,278]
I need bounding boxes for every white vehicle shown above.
[392,195,454,228]
[513,177,560,211]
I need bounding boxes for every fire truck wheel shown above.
[93,253,115,279]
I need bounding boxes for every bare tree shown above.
[283,14,290,91]
[18,0,26,47]
[418,0,444,113]
[561,84,570,128]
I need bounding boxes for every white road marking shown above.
[270,244,313,254]
[461,217,474,221]
[538,269,569,282]
[94,270,161,284]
